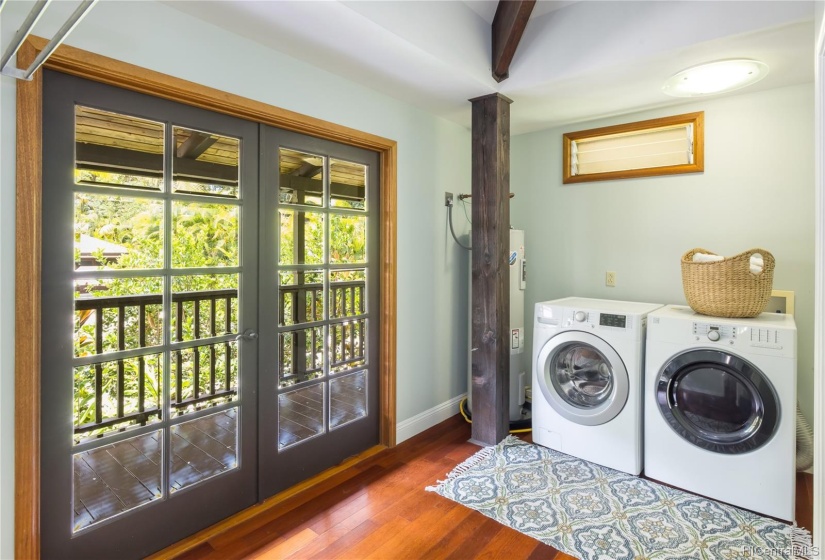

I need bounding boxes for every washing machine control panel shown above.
[565,309,630,330]
[599,313,627,329]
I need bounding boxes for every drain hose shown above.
[797,403,814,472]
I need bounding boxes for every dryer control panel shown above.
[693,322,737,343]
[691,321,788,351]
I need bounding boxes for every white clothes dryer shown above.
[644,305,797,520]
[532,297,663,475]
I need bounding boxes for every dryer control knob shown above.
[707,330,721,342]
[574,311,586,322]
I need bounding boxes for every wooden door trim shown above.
[15,35,397,558]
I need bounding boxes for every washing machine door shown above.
[535,331,629,426]
[656,349,780,454]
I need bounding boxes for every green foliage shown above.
[73,180,242,441]
[72,175,368,442]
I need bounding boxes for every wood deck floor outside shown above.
[168,414,815,560]
[74,373,367,531]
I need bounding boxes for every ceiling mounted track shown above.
[1,0,97,81]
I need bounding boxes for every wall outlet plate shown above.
[445,192,454,206]
[605,271,616,287]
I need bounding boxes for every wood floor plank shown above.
[325,515,411,560]
[246,528,318,560]
[797,472,814,534]
[364,501,472,559]
[473,524,545,560]
[442,516,506,560]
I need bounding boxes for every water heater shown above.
[467,229,528,422]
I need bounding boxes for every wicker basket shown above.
[681,248,775,318]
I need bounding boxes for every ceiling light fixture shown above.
[662,59,769,98]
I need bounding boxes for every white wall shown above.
[0,2,472,557]
[511,83,816,425]
[0,27,14,560]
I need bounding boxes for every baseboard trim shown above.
[396,393,466,443]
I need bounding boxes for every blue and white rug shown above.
[426,435,814,560]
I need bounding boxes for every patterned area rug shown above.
[426,436,813,560]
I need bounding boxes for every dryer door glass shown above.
[656,349,780,454]
[675,366,760,440]
[551,343,614,408]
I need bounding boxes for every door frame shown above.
[14,36,397,559]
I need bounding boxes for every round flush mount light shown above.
[662,59,769,98]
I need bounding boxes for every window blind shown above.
[570,123,694,176]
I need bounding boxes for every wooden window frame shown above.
[562,111,704,184]
[15,36,397,559]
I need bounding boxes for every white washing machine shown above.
[645,305,797,520]
[533,297,663,475]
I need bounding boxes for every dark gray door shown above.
[41,71,259,559]
[257,128,380,497]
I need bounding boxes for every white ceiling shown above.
[164,0,815,135]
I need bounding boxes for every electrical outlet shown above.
[445,192,454,207]
[605,271,616,287]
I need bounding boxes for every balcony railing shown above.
[74,280,366,437]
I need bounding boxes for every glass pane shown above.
[172,274,239,342]
[173,126,239,198]
[279,270,324,326]
[330,370,367,429]
[73,430,163,532]
[279,148,324,207]
[279,326,324,388]
[75,193,163,270]
[330,158,366,210]
[279,384,324,449]
[330,319,366,375]
[676,368,759,439]
[172,201,239,268]
[279,209,324,265]
[550,344,614,408]
[74,277,163,358]
[170,408,238,492]
[171,341,238,417]
[329,269,366,319]
[75,106,163,191]
[330,214,366,264]
[73,354,163,444]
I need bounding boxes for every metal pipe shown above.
[0,0,51,72]
[1,0,98,80]
[22,0,98,79]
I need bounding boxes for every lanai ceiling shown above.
[163,0,816,135]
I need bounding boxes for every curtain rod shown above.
[1,0,97,81]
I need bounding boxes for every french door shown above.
[258,129,379,497]
[40,71,379,558]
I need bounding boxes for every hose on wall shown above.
[797,403,814,471]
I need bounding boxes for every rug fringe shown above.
[426,435,521,492]
[791,523,814,560]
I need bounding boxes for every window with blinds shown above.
[563,112,704,184]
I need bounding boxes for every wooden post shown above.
[469,93,512,446]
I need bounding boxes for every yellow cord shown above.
[459,397,532,433]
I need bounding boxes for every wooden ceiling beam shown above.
[491,0,536,83]
[176,131,218,159]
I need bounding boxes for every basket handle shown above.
[736,248,775,276]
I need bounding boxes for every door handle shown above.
[235,329,259,342]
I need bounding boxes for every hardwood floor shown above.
[170,414,814,560]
